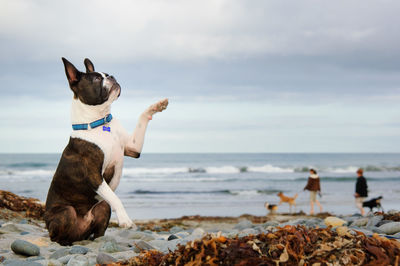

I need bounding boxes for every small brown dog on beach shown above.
[277,192,298,213]
[264,202,278,215]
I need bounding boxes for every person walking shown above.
[355,168,368,216]
[304,169,323,215]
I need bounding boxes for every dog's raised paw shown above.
[145,98,169,119]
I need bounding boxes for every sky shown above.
[0,0,399,153]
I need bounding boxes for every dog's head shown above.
[62,58,121,106]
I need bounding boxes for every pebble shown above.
[50,248,71,259]
[10,239,40,257]
[234,219,253,230]
[96,253,117,264]
[378,222,400,235]
[324,217,346,227]
[351,217,369,227]
[168,234,179,241]
[67,255,89,266]
[133,240,155,252]
[58,255,72,264]
[99,240,123,253]
[169,226,184,234]
[366,215,383,227]
[4,260,42,266]
[70,246,89,255]
[191,228,205,237]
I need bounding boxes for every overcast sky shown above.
[1,0,399,153]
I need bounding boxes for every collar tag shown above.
[103,126,111,132]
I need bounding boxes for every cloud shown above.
[1,0,400,63]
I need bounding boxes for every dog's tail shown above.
[293,193,298,199]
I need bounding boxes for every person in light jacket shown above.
[304,169,323,215]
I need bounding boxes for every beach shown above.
[1,153,400,264]
[0,202,400,265]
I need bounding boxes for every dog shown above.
[44,58,168,245]
[264,202,278,214]
[362,196,383,212]
[277,192,298,213]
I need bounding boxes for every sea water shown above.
[0,153,399,219]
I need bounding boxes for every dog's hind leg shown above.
[90,200,111,239]
[45,205,94,245]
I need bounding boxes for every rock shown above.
[378,222,400,235]
[376,220,393,227]
[336,226,351,237]
[324,217,346,227]
[70,246,89,255]
[20,231,29,235]
[351,228,373,236]
[366,215,383,227]
[191,228,205,237]
[50,248,71,259]
[238,228,258,237]
[10,239,40,256]
[149,240,171,253]
[341,215,361,224]
[48,259,64,266]
[58,255,72,264]
[392,232,400,238]
[26,256,45,261]
[133,240,155,252]
[234,219,253,230]
[369,226,385,234]
[168,234,179,241]
[351,217,369,227]
[169,226,184,234]
[99,240,123,253]
[96,253,117,264]
[4,260,42,266]
[67,255,89,266]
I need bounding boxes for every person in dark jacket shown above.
[304,169,323,215]
[354,168,368,215]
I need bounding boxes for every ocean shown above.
[0,153,399,219]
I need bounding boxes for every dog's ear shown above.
[62,58,81,97]
[84,58,95,73]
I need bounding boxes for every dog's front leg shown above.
[96,180,135,229]
[124,98,168,158]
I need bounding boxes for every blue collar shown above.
[72,114,113,130]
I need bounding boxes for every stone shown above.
[70,246,89,255]
[47,259,64,266]
[58,255,72,264]
[67,255,89,266]
[378,222,400,235]
[234,219,253,230]
[168,234,179,241]
[96,253,117,264]
[392,232,400,238]
[10,239,40,257]
[238,228,258,238]
[369,226,384,234]
[366,215,383,227]
[133,240,155,252]
[336,226,351,237]
[376,220,393,227]
[26,256,45,261]
[191,228,205,237]
[4,260,42,266]
[351,218,369,227]
[169,226,184,234]
[324,217,346,227]
[50,248,71,259]
[99,240,123,253]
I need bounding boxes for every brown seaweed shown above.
[117,225,400,266]
[0,190,44,219]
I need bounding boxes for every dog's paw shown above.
[145,98,169,119]
[117,212,134,228]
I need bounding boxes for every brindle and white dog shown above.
[44,58,168,245]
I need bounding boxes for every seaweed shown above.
[0,190,44,219]
[119,225,400,266]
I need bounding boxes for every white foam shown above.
[247,164,294,173]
